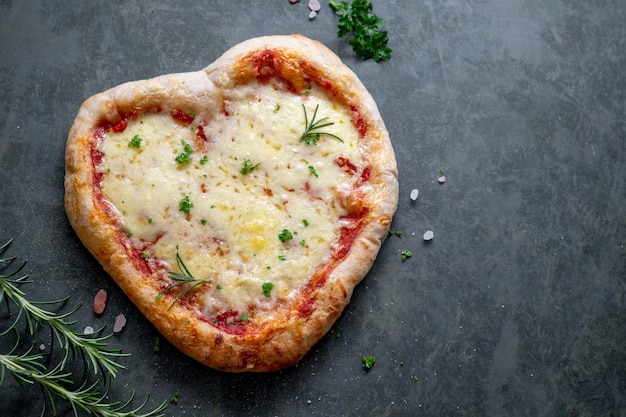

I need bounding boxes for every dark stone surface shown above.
[1,0,625,416]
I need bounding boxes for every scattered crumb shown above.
[423,230,434,241]
[438,175,446,183]
[289,0,299,3]
[410,188,419,200]
[113,313,127,333]
[93,289,107,314]
[83,326,94,335]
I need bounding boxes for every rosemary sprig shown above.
[300,104,344,145]
[0,239,168,416]
[0,250,126,378]
[157,252,211,309]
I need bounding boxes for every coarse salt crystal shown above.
[93,289,107,314]
[309,10,317,19]
[423,230,434,241]
[438,175,446,183]
[113,313,127,333]
[83,326,94,335]
[410,189,419,200]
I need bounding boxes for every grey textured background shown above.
[1,0,625,416]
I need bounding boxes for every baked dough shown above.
[65,34,398,372]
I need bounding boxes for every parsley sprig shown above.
[300,104,344,145]
[0,239,167,416]
[330,0,392,62]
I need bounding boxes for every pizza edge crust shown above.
[64,34,398,372]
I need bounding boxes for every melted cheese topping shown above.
[98,81,362,315]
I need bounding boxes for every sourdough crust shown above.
[64,34,398,372]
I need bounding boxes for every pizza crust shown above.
[65,34,398,372]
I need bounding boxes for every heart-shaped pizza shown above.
[65,35,398,372]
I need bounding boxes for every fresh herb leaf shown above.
[153,337,161,352]
[401,249,412,261]
[278,229,294,242]
[361,354,376,370]
[170,391,180,404]
[175,139,193,164]
[179,194,193,214]
[388,230,402,237]
[308,165,319,178]
[262,282,274,298]
[158,252,211,309]
[128,134,143,148]
[300,104,344,145]
[330,0,392,62]
[240,159,261,175]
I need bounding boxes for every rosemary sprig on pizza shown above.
[64,35,398,372]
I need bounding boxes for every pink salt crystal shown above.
[113,314,127,333]
[308,0,321,11]
[93,289,107,314]
[438,175,446,183]
[309,10,317,19]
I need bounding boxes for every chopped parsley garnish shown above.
[200,218,207,225]
[153,337,161,353]
[175,139,193,164]
[179,194,193,214]
[262,282,274,298]
[273,104,281,113]
[239,313,248,322]
[278,255,286,261]
[388,230,402,237]
[300,239,306,247]
[330,0,392,62]
[411,375,419,381]
[440,167,445,174]
[300,104,344,145]
[128,134,143,148]
[308,165,319,178]
[141,252,149,260]
[200,155,208,165]
[216,284,222,290]
[278,229,294,242]
[335,330,341,338]
[302,219,309,227]
[240,159,261,175]
[401,250,412,261]
[361,354,376,370]
[170,391,180,404]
